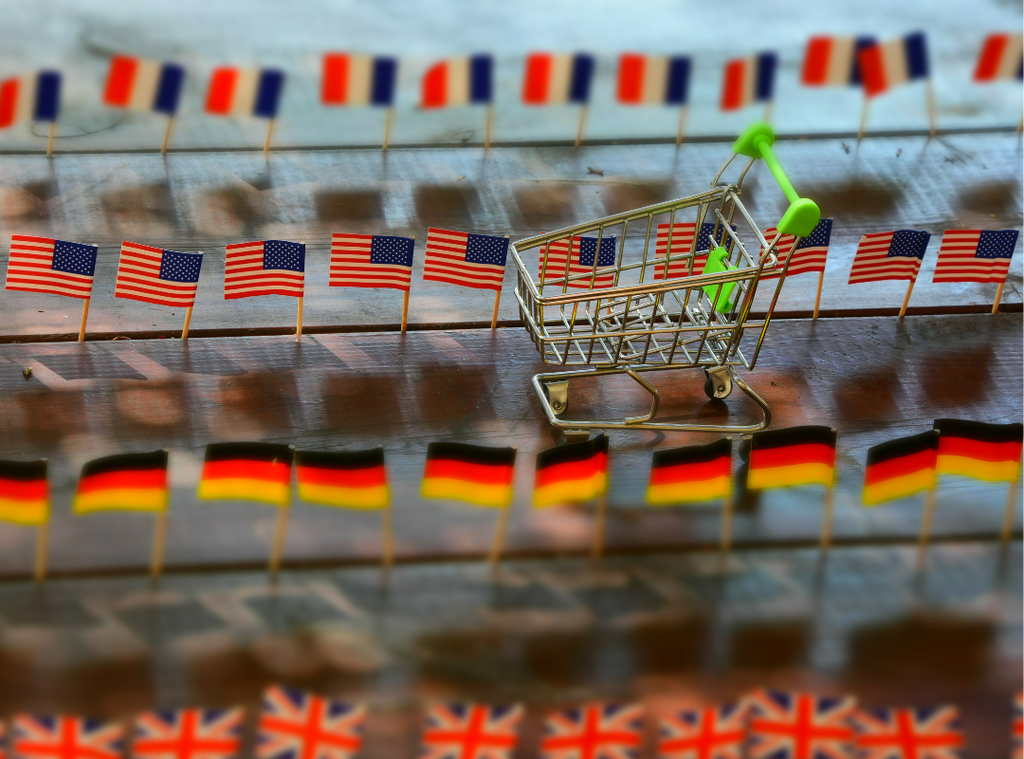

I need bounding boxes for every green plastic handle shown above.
[731,122,820,238]
[700,246,737,313]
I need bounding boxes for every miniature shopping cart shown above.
[511,122,820,438]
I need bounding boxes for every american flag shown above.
[931,229,1018,284]
[852,707,963,759]
[419,703,523,759]
[423,228,508,291]
[5,235,96,299]
[115,241,203,308]
[848,231,930,284]
[656,703,746,759]
[133,708,243,759]
[538,235,617,289]
[760,219,833,279]
[747,690,856,759]
[257,684,365,759]
[225,240,305,299]
[1013,693,1023,759]
[540,703,643,759]
[652,223,732,280]
[13,715,123,759]
[331,233,414,291]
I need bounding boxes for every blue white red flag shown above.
[852,706,963,759]
[747,689,856,759]
[422,57,493,108]
[322,54,397,106]
[540,703,643,759]
[653,223,733,280]
[13,715,123,759]
[206,68,285,118]
[802,37,876,86]
[115,241,203,307]
[931,229,1018,284]
[761,219,833,279]
[721,54,776,110]
[974,34,1023,82]
[6,235,96,299]
[656,703,747,759]
[538,235,617,289]
[419,703,523,759]
[617,54,691,105]
[523,54,596,105]
[331,233,414,290]
[133,708,243,759]
[104,56,185,115]
[225,239,305,299]
[848,230,930,284]
[0,72,60,127]
[257,685,365,759]
[859,33,929,97]
[423,228,508,291]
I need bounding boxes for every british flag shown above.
[852,706,963,759]
[540,703,643,759]
[13,715,123,759]
[257,685,365,759]
[1014,692,1023,759]
[657,703,747,759]
[133,708,243,759]
[419,703,523,759]
[747,690,856,759]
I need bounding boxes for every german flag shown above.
[647,438,731,505]
[746,426,837,490]
[295,447,389,509]
[421,442,517,507]
[934,419,1023,482]
[198,442,293,506]
[534,434,609,508]
[0,459,48,525]
[863,431,938,506]
[73,450,168,513]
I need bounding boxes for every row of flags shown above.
[3,31,1020,152]
[0,686,1013,759]
[5,224,1019,341]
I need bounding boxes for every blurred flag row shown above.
[0,686,1001,758]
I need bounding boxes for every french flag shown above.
[103,56,185,115]
[974,33,1023,82]
[802,36,876,86]
[0,72,61,128]
[617,54,691,105]
[421,55,493,108]
[858,32,929,98]
[205,67,285,118]
[322,54,397,106]
[522,53,595,105]
[721,53,777,111]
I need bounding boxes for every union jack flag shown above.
[13,715,123,759]
[1014,692,1023,759]
[852,706,963,759]
[419,703,523,759]
[257,685,365,759]
[540,703,643,759]
[657,703,747,759]
[747,690,856,759]
[133,708,243,759]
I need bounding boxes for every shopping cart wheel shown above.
[704,366,733,400]
[542,380,570,417]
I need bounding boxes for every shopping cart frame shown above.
[510,122,820,438]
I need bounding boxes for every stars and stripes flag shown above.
[974,33,1023,82]
[5,235,96,299]
[617,54,692,105]
[859,33,929,98]
[423,228,508,290]
[115,241,203,307]
[656,703,747,759]
[931,229,1018,284]
[13,715,123,759]
[747,689,856,759]
[322,54,397,106]
[257,685,365,759]
[651,222,732,280]
[0,71,61,127]
[523,53,596,105]
[537,235,617,290]
[848,231,931,284]
[331,233,414,290]
[1014,692,1023,759]
[760,218,833,279]
[133,708,243,759]
[419,703,523,759]
[721,53,777,110]
[540,703,643,759]
[104,56,186,115]
[206,68,285,118]
[422,56,493,108]
[225,239,305,299]
[852,706,964,759]
[801,37,875,87]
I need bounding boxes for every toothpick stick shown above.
[575,105,588,148]
[490,289,501,331]
[181,305,193,340]
[489,505,510,567]
[763,101,774,124]
[296,297,304,341]
[918,488,936,550]
[269,505,289,578]
[46,121,55,156]
[383,107,393,151]
[898,278,916,318]
[263,119,274,154]
[925,79,937,137]
[992,280,1006,314]
[820,487,835,551]
[591,493,607,559]
[720,492,734,552]
[1018,116,1023,133]
[675,105,688,146]
[381,502,394,572]
[401,290,410,333]
[34,521,48,583]
[813,271,825,320]
[150,509,167,579]
[78,298,90,342]
[858,95,870,141]
[1001,470,1020,542]
[484,104,493,149]
[161,116,174,154]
